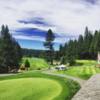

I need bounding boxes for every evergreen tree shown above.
[83,27,93,59]
[44,29,55,65]
[25,59,30,70]
[93,31,100,53]
[59,44,64,63]
[62,40,75,65]
[58,27,100,65]
[59,44,63,57]
[73,39,78,58]
[77,35,84,58]
[89,30,98,59]
[13,41,22,69]
[0,25,22,73]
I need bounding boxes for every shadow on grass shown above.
[74,62,84,66]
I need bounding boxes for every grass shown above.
[0,71,80,100]
[0,78,62,100]
[21,57,49,70]
[56,60,100,80]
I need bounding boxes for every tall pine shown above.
[0,25,22,73]
[44,29,55,65]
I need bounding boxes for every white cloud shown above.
[0,0,100,42]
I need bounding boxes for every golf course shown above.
[56,60,100,80]
[1,56,100,100]
[1,15,100,99]
[0,71,80,100]
[22,57,49,70]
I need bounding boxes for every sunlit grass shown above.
[0,71,80,100]
[56,60,100,79]
[0,78,62,100]
[22,57,49,70]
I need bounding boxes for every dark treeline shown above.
[22,48,46,58]
[22,48,59,60]
[59,27,100,65]
[1,24,100,72]
[0,25,22,73]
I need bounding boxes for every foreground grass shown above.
[0,78,62,100]
[56,60,100,80]
[0,71,80,100]
[22,57,49,70]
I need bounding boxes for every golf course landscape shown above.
[21,57,49,70]
[1,2,100,99]
[0,71,80,100]
[56,60,100,80]
[1,58,99,100]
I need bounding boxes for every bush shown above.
[25,59,30,70]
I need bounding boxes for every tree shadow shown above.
[74,62,84,66]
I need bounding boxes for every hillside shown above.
[22,57,49,70]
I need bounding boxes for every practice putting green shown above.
[0,78,62,100]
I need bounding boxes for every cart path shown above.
[72,74,100,100]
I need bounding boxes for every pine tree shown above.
[0,25,22,73]
[93,31,100,53]
[73,39,78,58]
[77,35,84,58]
[83,27,93,59]
[63,40,75,65]
[58,27,100,65]
[44,29,55,65]
[89,30,98,59]
[59,44,64,63]
[25,59,30,70]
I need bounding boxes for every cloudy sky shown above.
[0,0,100,50]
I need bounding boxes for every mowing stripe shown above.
[92,67,96,74]
[80,67,84,74]
[86,66,90,75]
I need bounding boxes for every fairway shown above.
[56,60,100,79]
[22,57,49,70]
[0,78,62,100]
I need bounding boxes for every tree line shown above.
[0,26,56,73]
[22,48,45,58]
[0,25,22,73]
[59,27,100,65]
[0,25,100,72]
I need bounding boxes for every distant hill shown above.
[22,57,49,70]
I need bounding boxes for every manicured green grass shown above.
[22,57,49,70]
[0,78,62,100]
[56,60,100,80]
[0,71,80,100]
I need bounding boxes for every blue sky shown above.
[0,0,100,50]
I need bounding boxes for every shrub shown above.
[25,59,30,70]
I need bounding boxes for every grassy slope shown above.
[0,71,80,100]
[56,60,100,80]
[22,57,49,70]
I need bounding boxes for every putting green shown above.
[0,78,62,100]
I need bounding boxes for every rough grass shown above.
[0,71,80,100]
[22,57,49,70]
[56,60,100,80]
